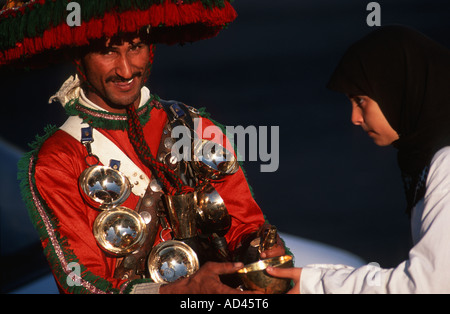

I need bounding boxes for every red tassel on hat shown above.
[0,0,238,66]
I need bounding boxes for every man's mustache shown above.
[106,72,142,83]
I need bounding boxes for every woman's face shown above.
[349,95,399,146]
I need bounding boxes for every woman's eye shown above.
[354,97,364,106]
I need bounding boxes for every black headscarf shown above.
[327,25,450,215]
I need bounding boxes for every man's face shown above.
[81,37,151,113]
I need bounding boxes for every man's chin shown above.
[106,92,141,109]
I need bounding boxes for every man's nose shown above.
[115,55,133,79]
[351,106,364,126]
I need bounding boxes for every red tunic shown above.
[26,104,264,293]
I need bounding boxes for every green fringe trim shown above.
[16,125,132,294]
[17,125,60,239]
[121,278,156,294]
[64,94,156,130]
[0,0,232,51]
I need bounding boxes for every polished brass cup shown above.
[196,184,231,237]
[164,192,198,240]
[192,139,239,180]
[79,165,131,210]
[147,240,199,283]
[93,206,148,256]
[237,255,294,294]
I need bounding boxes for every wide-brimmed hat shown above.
[0,0,237,66]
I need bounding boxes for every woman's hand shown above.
[266,266,302,294]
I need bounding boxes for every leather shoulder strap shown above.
[158,99,195,130]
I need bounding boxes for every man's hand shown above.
[266,266,302,294]
[159,262,250,294]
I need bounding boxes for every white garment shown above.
[300,146,450,294]
[48,74,151,111]
[78,85,151,111]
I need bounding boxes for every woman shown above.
[267,25,450,293]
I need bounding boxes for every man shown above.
[2,1,286,293]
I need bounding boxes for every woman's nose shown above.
[351,106,364,126]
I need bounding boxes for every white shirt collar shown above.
[79,86,151,111]
[49,74,151,111]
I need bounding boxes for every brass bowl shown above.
[93,206,148,256]
[147,240,200,283]
[237,255,294,294]
[79,165,131,210]
[192,139,239,180]
[196,184,231,237]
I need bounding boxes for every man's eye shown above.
[99,49,115,56]
[130,44,143,51]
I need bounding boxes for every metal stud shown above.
[150,179,162,192]
[140,211,152,225]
